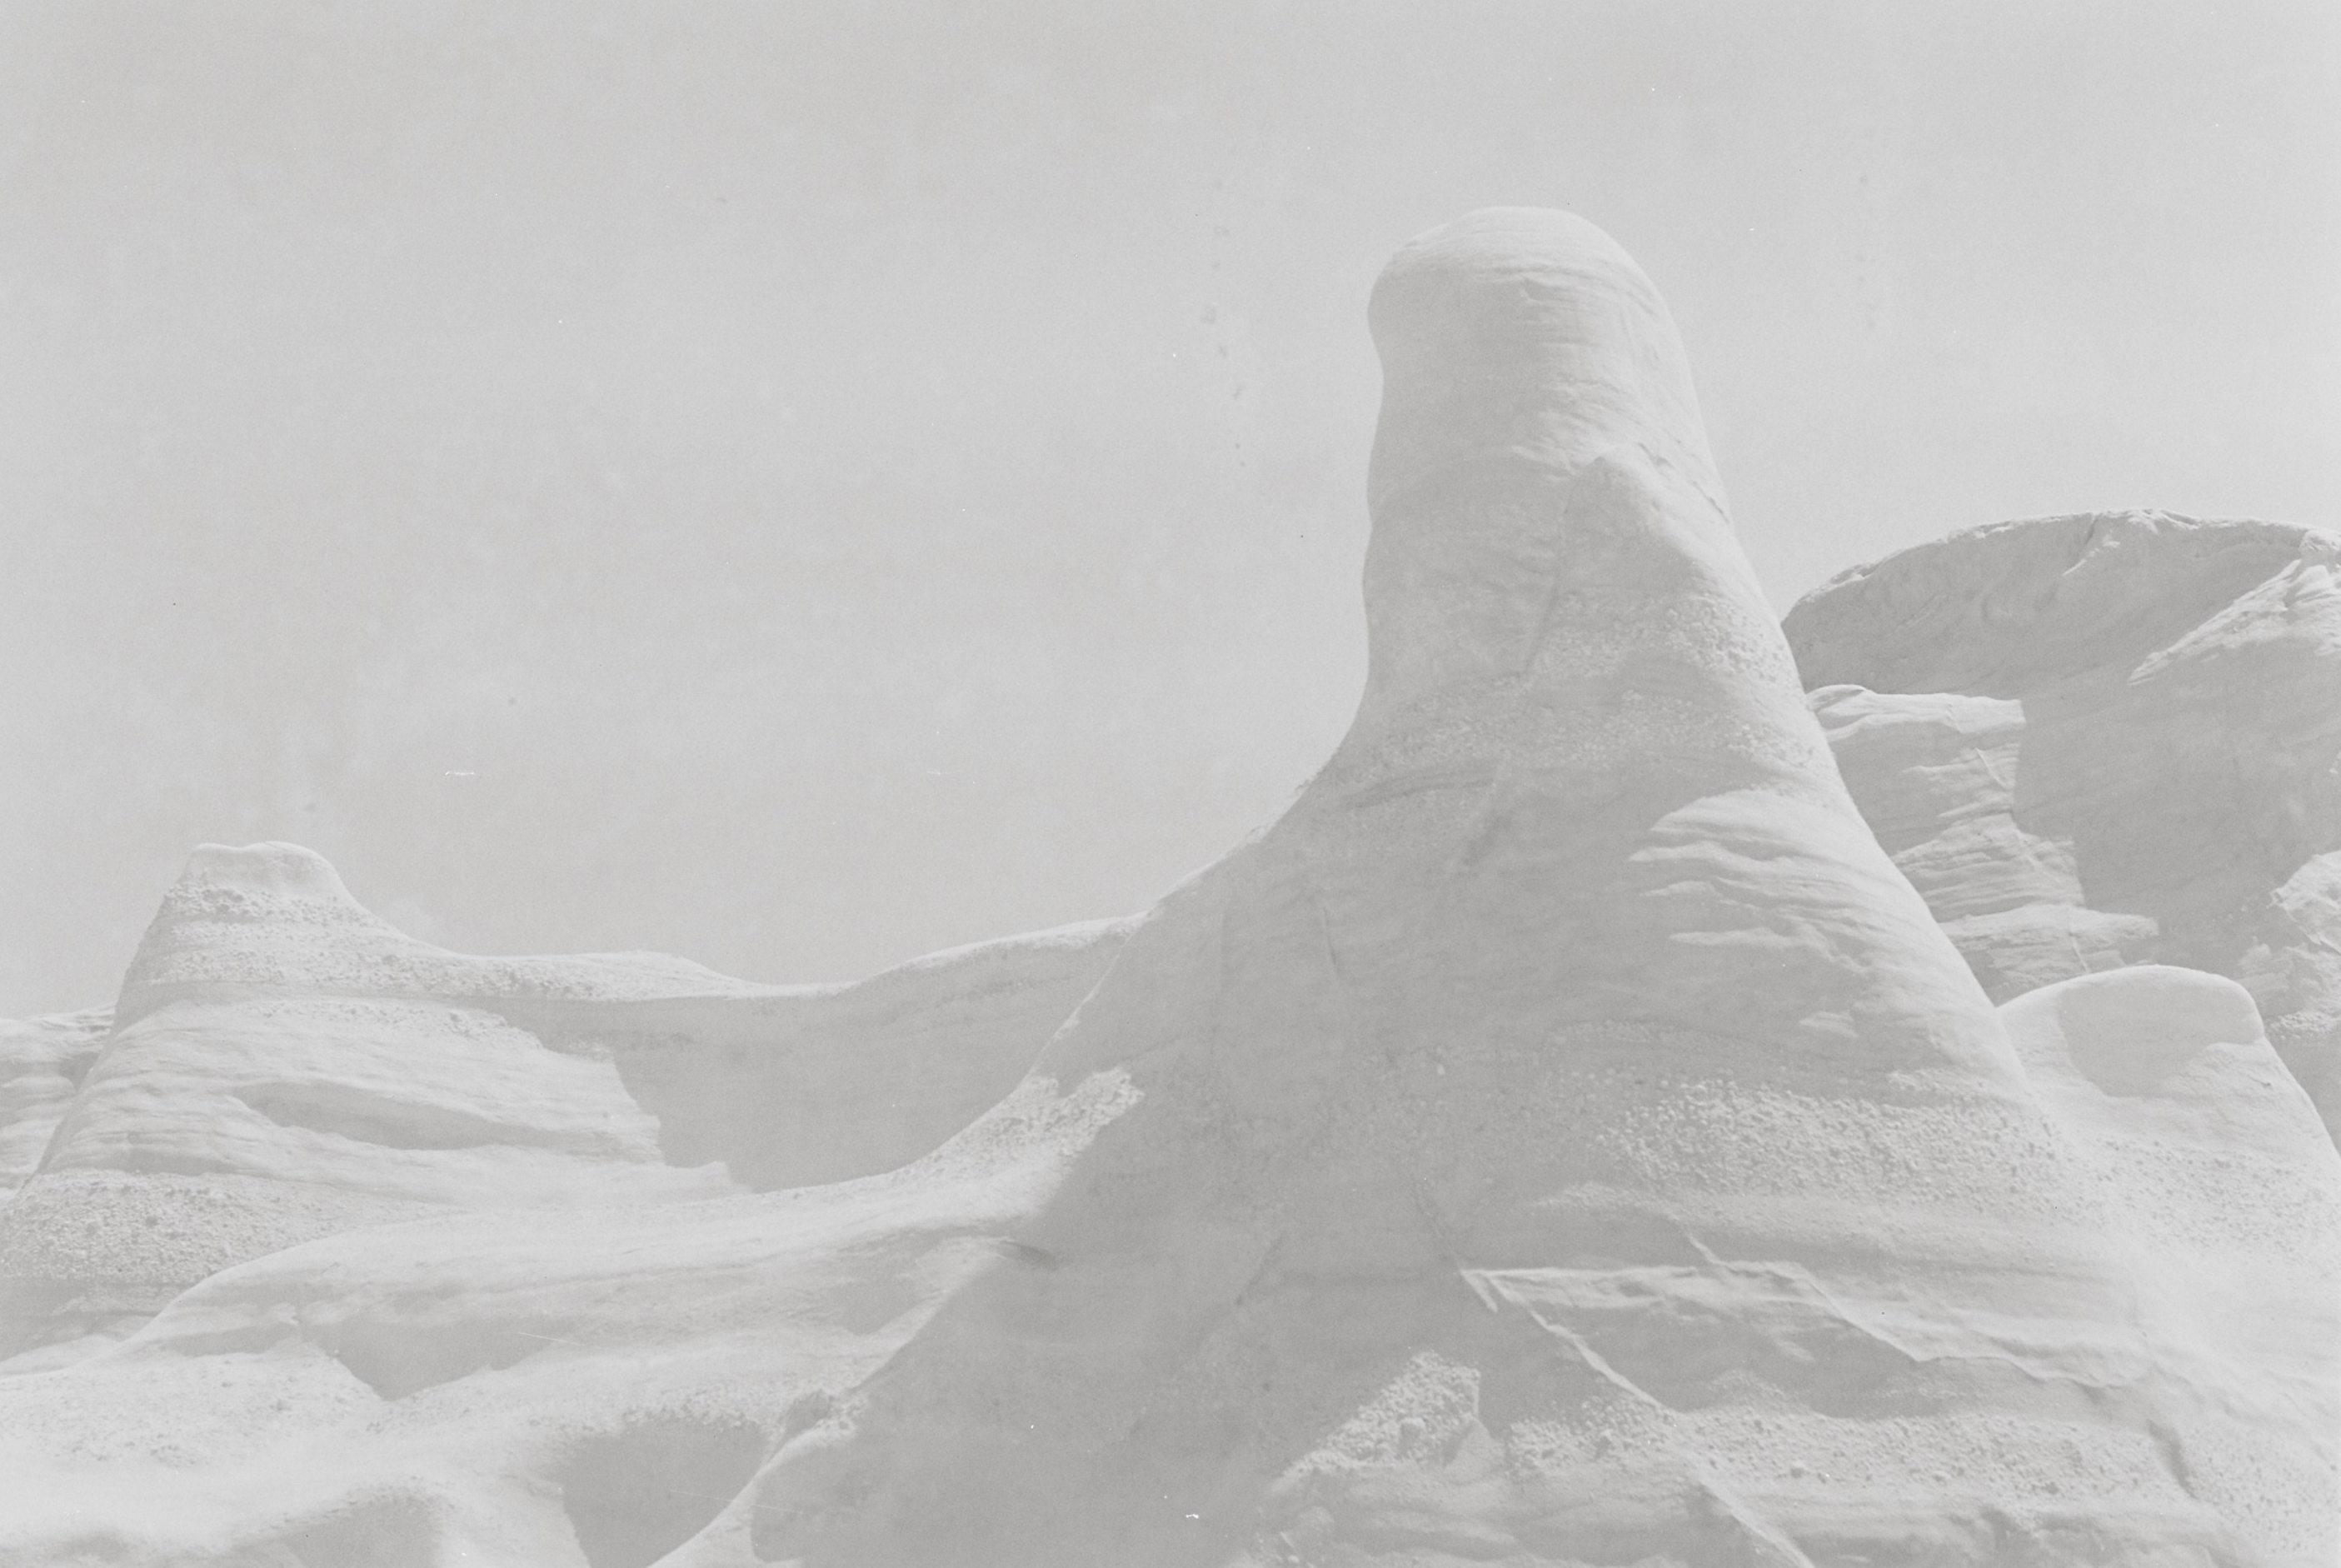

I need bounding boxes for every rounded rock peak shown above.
[172,841,365,908]
[1354,209,1751,719]
[1365,207,1720,516]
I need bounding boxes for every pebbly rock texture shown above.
[0,841,1130,1371]
[0,210,2334,1567]
[1786,512,2341,1142]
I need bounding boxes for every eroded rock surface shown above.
[686,212,2331,1565]
[1787,512,2341,1141]
[0,841,1127,1371]
[0,1008,110,1197]
[0,212,2333,1567]
[1999,966,2341,1561]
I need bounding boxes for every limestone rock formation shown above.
[1999,966,2340,1558]
[0,211,2334,1567]
[0,841,1129,1372]
[0,1007,111,1196]
[651,206,2331,1568]
[1786,512,2341,1141]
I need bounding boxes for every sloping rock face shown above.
[1999,966,2341,1564]
[498,916,1140,1193]
[57,842,756,1210]
[0,211,2332,1568]
[676,211,2337,1566]
[0,1008,110,1197]
[1785,513,2341,1141]
[0,842,1129,1370]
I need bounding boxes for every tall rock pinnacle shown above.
[703,211,2329,1566]
[1360,208,1734,716]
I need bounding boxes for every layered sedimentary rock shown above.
[0,842,1129,1370]
[1786,513,2341,1141]
[0,1008,110,1197]
[676,211,2329,1564]
[0,210,2333,1567]
[2000,966,2340,1557]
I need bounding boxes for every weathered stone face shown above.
[711,212,2336,1567]
[1,212,2333,1568]
[1788,511,2341,1142]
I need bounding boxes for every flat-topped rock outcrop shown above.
[1787,512,2341,1141]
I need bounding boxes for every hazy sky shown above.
[4,1,2336,1015]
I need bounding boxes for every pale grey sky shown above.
[4,1,2336,1015]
